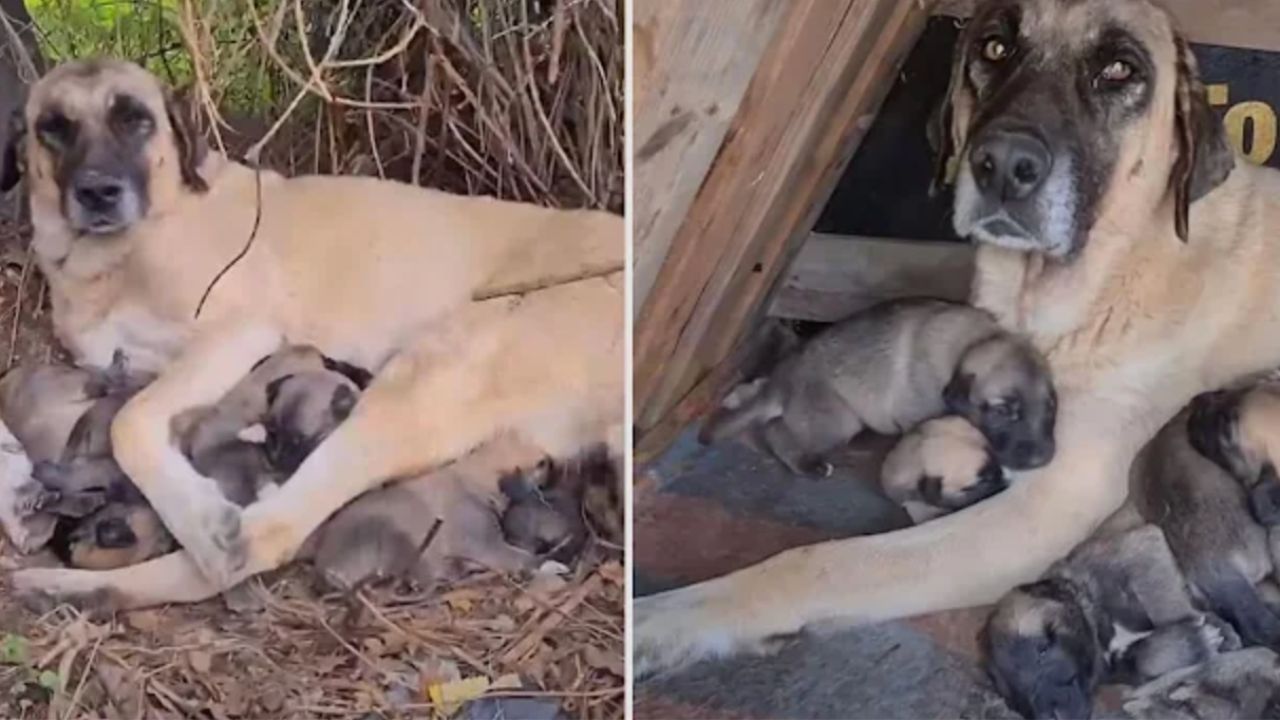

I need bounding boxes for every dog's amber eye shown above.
[35,113,75,150]
[1099,60,1134,83]
[982,37,1011,62]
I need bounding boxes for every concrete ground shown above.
[633,426,1021,719]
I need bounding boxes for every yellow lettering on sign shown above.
[1224,101,1278,165]
[1207,83,1230,107]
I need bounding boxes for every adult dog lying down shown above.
[634,0,1280,673]
[5,58,623,606]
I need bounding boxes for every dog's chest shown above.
[63,303,189,374]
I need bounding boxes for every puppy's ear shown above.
[1170,35,1234,242]
[330,384,358,421]
[918,475,945,506]
[164,88,208,193]
[0,108,25,193]
[944,373,974,413]
[929,21,976,196]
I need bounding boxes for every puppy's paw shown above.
[802,460,834,479]
[1201,613,1242,652]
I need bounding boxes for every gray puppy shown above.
[880,415,1006,523]
[700,299,1056,477]
[984,524,1240,720]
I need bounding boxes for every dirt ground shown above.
[0,216,624,720]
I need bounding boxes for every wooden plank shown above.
[631,0,788,314]
[768,234,976,322]
[935,0,1280,52]
[634,0,930,437]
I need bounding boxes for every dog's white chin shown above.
[952,167,1076,259]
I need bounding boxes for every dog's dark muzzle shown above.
[971,128,1053,202]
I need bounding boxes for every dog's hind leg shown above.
[633,391,1160,676]
[110,319,284,586]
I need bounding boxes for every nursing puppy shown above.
[1130,406,1280,648]
[985,525,1239,720]
[1185,382,1280,528]
[701,298,1057,477]
[500,444,622,562]
[881,416,1006,523]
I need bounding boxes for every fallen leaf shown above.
[187,650,212,674]
[583,646,624,677]
[36,670,60,692]
[597,561,623,586]
[426,675,492,716]
[125,610,162,634]
[0,634,28,665]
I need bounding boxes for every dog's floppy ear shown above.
[164,88,208,193]
[929,21,976,196]
[0,108,26,193]
[1170,35,1234,242]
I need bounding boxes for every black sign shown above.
[817,17,1280,242]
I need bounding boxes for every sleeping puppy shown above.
[499,444,622,562]
[700,298,1056,477]
[1131,405,1280,648]
[880,415,1005,523]
[1186,382,1280,529]
[58,353,365,570]
[985,524,1240,720]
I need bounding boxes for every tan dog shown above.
[5,58,622,608]
[634,0,1280,674]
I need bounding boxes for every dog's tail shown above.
[1194,563,1280,648]
[698,380,779,445]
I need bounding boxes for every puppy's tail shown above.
[698,382,779,445]
[1195,564,1280,648]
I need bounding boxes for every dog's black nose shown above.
[970,130,1052,201]
[94,517,137,548]
[72,172,125,212]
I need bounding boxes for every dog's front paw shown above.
[634,585,741,678]
[172,497,249,587]
[10,568,116,618]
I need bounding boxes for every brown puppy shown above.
[880,415,1006,523]
[985,525,1239,720]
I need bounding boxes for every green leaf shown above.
[37,670,60,692]
[0,634,28,666]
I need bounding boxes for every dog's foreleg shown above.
[110,319,284,586]
[633,392,1152,676]
[11,551,218,614]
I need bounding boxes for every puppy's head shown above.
[14,59,207,237]
[907,416,1007,513]
[933,0,1232,256]
[55,502,175,570]
[263,370,360,474]
[1188,384,1280,482]
[984,580,1102,720]
[946,336,1057,470]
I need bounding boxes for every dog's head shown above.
[983,580,1103,720]
[10,59,207,237]
[945,335,1057,470]
[908,416,1008,513]
[60,502,176,570]
[933,0,1233,256]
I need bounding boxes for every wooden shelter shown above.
[633,0,1280,460]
